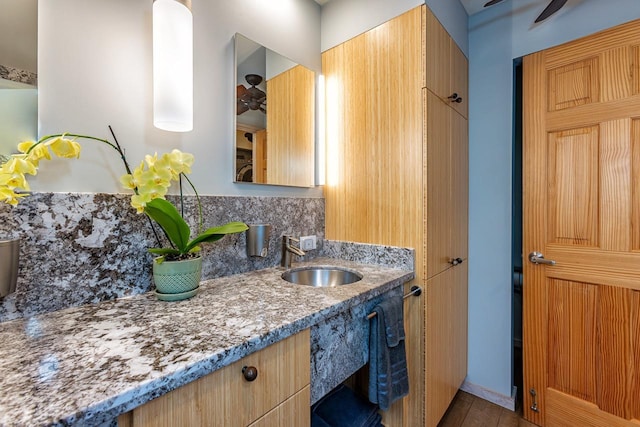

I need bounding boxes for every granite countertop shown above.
[0,257,414,426]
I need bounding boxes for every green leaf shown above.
[184,221,248,253]
[144,198,191,252]
[148,247,182,256]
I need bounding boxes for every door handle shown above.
[528,251,556,266]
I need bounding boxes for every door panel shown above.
[523,17,640,427]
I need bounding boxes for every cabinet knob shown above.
[449,257,464,266]
[448,93,463,103]
[242,366,258,382]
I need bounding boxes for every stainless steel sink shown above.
[281,266,363,287]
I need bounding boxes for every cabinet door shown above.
[451,107,468,261]
[424,7,468,119]
[425,262,468,427]
[425,90,453,278]
[450,44,468,119]
[424,7,451,100]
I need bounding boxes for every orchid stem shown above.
[181,173,203,235]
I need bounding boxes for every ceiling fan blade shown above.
[535,0,568,23]
[484,0,505,7]
[237,85,248,98]
[237,101,249,115]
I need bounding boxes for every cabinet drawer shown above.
[118,329,310,427]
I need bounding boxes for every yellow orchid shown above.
[0,172,30,191]
[47,136,82,159]
[119,174,136,190]
[167,149,194,175]
[0,186,27,206]
[1,155,38,175]
[18,140,51,165]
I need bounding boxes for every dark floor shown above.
[437,390,537,427]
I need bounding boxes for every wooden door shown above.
[523,19,640,426]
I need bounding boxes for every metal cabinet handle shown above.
[528,251,556,266]
[242,366,258,382]
[449,257,464,266]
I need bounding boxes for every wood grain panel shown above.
[544,18,640,68]
[597,286,632,419]
[632,45,640,95]
[323,7,426,427]
[601,47,632,102]
[451,107,469,260]
[266,65,314,187]
[546,389,640,427]
[522,51,548,427]
[426,91,452,277]
[547,94,640,132]
[450,44,468,119]
[547,126,599,246]
[600,119,632,251]
[424,6,450,99]
[547,58,599,112]
[547,279,597,402]
[425,264,468,427]
[123,329,310,427]
[632,119,640,251]
[632,291,640,420]
[543,246,640,291]
[249,386,310,427]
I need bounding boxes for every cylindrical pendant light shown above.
[153,0,193,132]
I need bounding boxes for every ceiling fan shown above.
[237,74,266,115]
[484,0,568,23]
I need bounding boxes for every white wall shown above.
[0,88,37,145]
[468,0,640,398]
[35,0,322,197]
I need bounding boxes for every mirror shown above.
[0,0,38,155]
[234,33,315,187]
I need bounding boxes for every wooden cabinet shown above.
[323,5,468,427]
[424,9,468,119]
[118,329,310,427]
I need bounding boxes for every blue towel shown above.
[368,295,409,411]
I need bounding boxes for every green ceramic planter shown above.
[152,256,202,300]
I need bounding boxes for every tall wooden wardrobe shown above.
[322,5,469,427]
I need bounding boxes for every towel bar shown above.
[367,285,422,319]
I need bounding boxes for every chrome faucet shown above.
[281,235,305,268]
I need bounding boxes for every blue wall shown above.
[467,0,640,398]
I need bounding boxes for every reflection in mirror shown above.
[0,0,38,154]
[234,33,315,187]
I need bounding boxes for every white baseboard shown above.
[460,379,517,411]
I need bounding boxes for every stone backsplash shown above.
[0,193,324,322]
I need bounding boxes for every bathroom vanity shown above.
[0,256,413,426]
